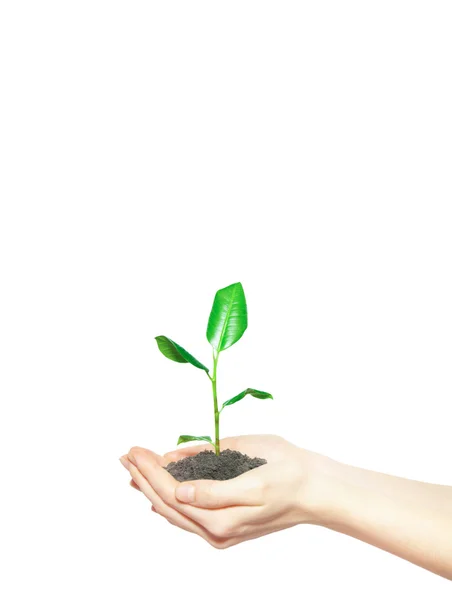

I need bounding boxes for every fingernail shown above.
[127,452,137,466]
[119,456,130,469]
[176,484,195,503]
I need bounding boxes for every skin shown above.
[119,435,452,580]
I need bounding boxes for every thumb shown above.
[175,475,262,508]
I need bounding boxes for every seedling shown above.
[155,282,273,456]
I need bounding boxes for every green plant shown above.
[155,282,273,456]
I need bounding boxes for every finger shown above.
[125,450,257,548]
[129,462,235,548]
[128,446,188,505]
[127,460,204,537]
[130,479,140,491]
[128,447,217,523]
[124,450,235,546]
[129,446,265,510]
[175,472,264,508]
[128,446,263,538]
[120,455,132,470]
[121,456,142,492]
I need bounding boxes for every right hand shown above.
[121,435,334,548]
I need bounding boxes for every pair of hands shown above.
[120,435,328,548]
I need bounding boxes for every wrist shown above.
[296,450,351,527]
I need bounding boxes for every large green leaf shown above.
[155,336,209,372]
[221,388,273,410]
[206,282,248,352]
[177,435,214,447]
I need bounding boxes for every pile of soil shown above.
[165,449,267,482]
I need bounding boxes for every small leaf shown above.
[221,388,273,410]
[155,336,209,372]
[177,435,214,447]
[206,282,248,352]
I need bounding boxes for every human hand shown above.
[120,436,452,578]
[120,435,333,549]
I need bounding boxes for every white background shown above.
[1,1,451,597]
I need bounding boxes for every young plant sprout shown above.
[155,282,273,456]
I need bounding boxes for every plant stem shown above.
[211,350,220,456]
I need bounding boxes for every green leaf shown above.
[206,282,248,352]
[155,336,209,373]
[221,388,273,410]
[177,435,214,448]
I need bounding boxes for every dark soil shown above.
[164,449,267,482]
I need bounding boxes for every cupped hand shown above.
[120,435,332,549]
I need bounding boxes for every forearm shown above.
[311,459,452,580]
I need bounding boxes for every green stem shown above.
[211,350,220,456]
